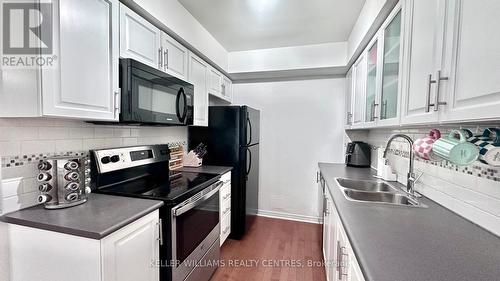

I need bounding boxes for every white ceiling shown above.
[179,0,366,52]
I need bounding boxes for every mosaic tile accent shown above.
[1,141,188,169]
[381,146,500,182]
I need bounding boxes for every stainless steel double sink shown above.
[335,178,427,208]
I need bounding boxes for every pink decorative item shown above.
[412,129,442,161]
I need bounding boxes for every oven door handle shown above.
[173,181,223,216]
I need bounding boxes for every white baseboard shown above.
[256,209,322,224]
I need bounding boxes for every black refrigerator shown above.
[188,106,260,239]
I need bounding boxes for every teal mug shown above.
[433,129,479,166]
[470,128,500,166]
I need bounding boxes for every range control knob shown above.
[65,182,79,191]
[85,187,92,194]
[37,194,52,203]
[37,172,52,182]
[110,155,120,163]
[38,183,52,192]
[64,161,79,170]
[101,156,111,164]
[37,161,52,171]
[64,171,80,181]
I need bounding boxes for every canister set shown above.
[412,128,500,166]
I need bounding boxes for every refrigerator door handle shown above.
[246,147,252,177]
[247,116,252,146]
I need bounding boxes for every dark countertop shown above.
[1,194,163,239]
[318,163,500,281]
[179,165,232,175]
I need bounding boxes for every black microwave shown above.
[119,58,193,126]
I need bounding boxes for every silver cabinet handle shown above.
[158,47,163,69]
[114,89,121,119]
[337,241,342,280]
[425,74,435,112]
[339,246,349,278]
[433,70,448,112]
[158,218,163,246]
[164,49,169,69]
[346,112,352,125]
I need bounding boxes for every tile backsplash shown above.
[347,124,500,236]
[0,118,187,214]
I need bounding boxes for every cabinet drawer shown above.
[220,212,231,246]
[220,196,231,219]
[220,183,231,202]
[220,172,231,183]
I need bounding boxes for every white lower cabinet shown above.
[8,210,160,281]
[323,188,365,281]
[219,171,232,245]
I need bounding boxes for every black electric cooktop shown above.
[95,171,220,205]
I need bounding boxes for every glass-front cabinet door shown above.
[365,39,379,123]
[380,6,403,123]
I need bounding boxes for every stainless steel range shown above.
[90,144,222,281]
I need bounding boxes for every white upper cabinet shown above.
[42,0,119,120]
[345,67,354,128]
[400,0,445,125]
[0,0,120,120]
[120,3,161,69]
[377,3,404,126]
[221,75,233,102]
[351,54,367,127]
[160,32,189,81]
[363,35,381,127]
[188,53,209,126]
[208,67,223,97]
[440,0,500,122]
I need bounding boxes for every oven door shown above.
[171,181,222,281]
[121,59,193,125]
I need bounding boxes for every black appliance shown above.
[188,106,260,239]
[345,141,371,167]
[119,58,194,126]
[90,145,222,281]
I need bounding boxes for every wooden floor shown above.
[210,216,326,281]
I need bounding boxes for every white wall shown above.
[228,42,347,73]
[130,0,229,70]
[347,0,388,60]
[233,78,346,222]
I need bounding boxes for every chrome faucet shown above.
[383,134,419,197]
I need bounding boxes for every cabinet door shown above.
[364,36,381,126]
[102,210,160,281]
[351,54,367,127]
[400,0,445,125]
[120,3,161,69]
[208,68,223,97]
[441,0,500,122]
[378,4,404,126]
[322,193,329,260]
[41,0,119,121]
[161,32,188,81]
[188,53,209,126]
[345,67,353,128]
[221,76,233,102]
